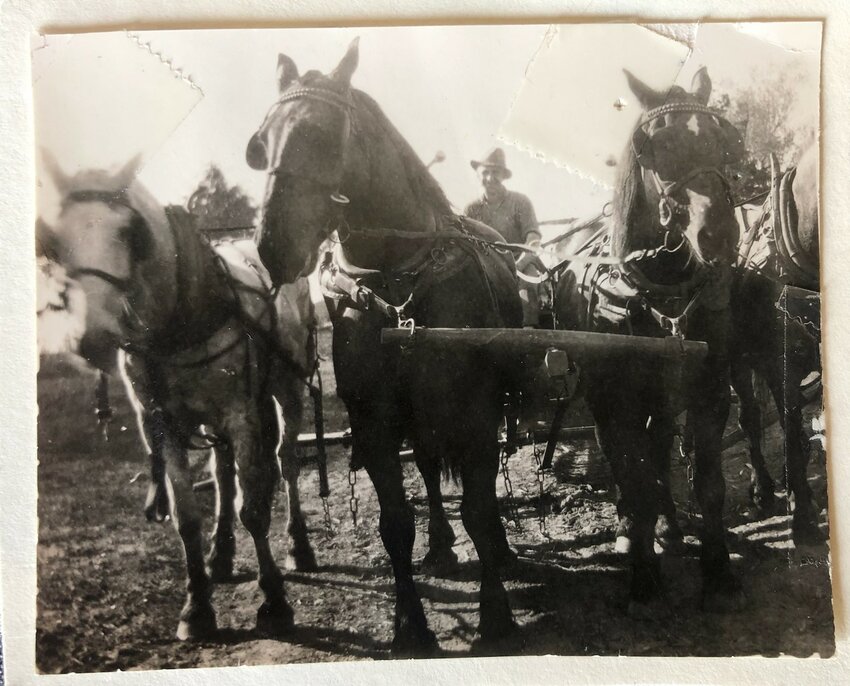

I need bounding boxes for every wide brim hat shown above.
[470,147,512,179]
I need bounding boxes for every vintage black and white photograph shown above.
[33,22,832,673]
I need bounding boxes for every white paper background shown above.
[2,2,849,684]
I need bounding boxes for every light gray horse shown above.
[38,155,317,640]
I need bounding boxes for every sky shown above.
[33,22,821,235]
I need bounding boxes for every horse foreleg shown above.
[458,439,517,643]
[766,363,823,544]
[649,414,685,554]
[277,380,317,571]
[206,446,236,582]
[161,431,217,641]
[690,389,745,612]
[139,408,170,522]
[731,360,776,513]
[353,409,436,656]
[414,444,459,577]
[594,408,663,611]
[231,399,294,637]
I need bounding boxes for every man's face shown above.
[478,166,505,195]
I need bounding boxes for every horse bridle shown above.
[61,189,141,293]
[261,86,357,220]
[632,102,736,234]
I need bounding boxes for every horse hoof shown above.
[471,621,520,655]
[478,616,519,644]
[207,562,234,584]
[176,605,217,641]
[207,551,235,583]
[627,596,671,621]
[656,535,687,557]
[420,547,460,578]
[793,519,826,547]
[615,536,632,554]
[390,626,439,657]
[144,484,169,523]
[702,586,747,613]
[256,600,295,637]
[285,548,319,573]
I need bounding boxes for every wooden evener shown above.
[381,327,708,366]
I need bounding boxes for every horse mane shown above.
[351,89,452,215]
[609,135,649,258]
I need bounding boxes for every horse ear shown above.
[246,131,269,170]
[277,53,299,92]
[41,148,70,196]
[116,154,144,189]
[331,37,359,86]
[691,66,712,105]
[623,69,665,111]
[36,216,61,260]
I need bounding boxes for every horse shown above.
[730,143,823,543]
[246,39,523,654]
[553,67,747,613]
[37,156,319,640]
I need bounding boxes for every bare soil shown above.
[35,331,833,673]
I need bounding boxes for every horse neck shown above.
[132,210,224,342]
[340,100,451,270]
[612,172,695,285]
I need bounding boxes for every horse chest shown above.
[122,353,254,429]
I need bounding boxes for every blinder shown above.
[60,189,153,291]
[630,102,745,170]
[246,132,268,171]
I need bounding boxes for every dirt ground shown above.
[35,330,833,673]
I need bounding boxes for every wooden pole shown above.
[381,327,707,365]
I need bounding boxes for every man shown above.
[465,147,541,327]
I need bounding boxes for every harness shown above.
[564,226,711,339]
[319,216,516,329]
[63,189,321,423]
[736,155,820,336]
[632,102,737,231]
[739,155,819,290]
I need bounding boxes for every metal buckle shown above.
[430,245,449,270]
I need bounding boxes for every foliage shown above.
[711,65,816,201]
[186,165,257,232]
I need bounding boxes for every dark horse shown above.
[247,39,523,653]
[730,144,823,543]
[554,68,747,612]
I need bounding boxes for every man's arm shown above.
[517,194,541,246]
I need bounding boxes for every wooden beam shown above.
[382,327,707,365]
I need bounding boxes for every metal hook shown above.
[658,197,673,226]
[663,229,686,253]
[335,218,351,244]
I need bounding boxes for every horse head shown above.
[247,39,361,286]
[39,152,165,370]
[617,67,745,269]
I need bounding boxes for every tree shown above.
[186,165,257,234]
[711,64,816,200]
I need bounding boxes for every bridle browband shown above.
[261,86,355,182]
